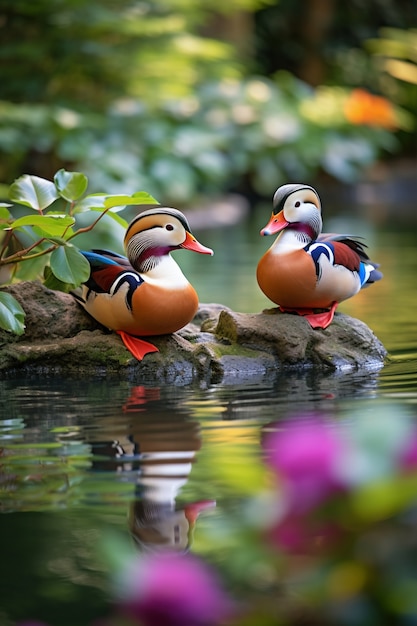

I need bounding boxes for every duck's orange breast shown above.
[83,282,199,337]
[257,249,328,308]
[128,282,199,336]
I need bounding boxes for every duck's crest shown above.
[126,207,192,239]
[272,184,320,214]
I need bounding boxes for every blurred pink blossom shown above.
[266,510,344,554]
[117,551,234,626]
[263,417,345,511]
[399,433,417,470]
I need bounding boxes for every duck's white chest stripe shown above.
[109,272,144,311]
[306,242,334,281]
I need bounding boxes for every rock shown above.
[0,281,387,383]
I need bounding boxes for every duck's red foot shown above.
[279,302,338,329]
[116,331,159,360]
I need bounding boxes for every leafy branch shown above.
[0,169,158,335]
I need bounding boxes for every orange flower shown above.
[344,89,397,129]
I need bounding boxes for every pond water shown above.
[0,201,416,626]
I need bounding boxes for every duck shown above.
[256,183,382,329]
[74,207,213,360]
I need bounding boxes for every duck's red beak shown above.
[260,210,289,236]
[181,231,214,255]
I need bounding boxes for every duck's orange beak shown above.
[260,210,289,236]
[181,231,214,255]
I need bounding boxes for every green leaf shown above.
[50,245,91,285]
[132,191,160,204]
[73,191,158,214]
[54,169,89,202]
[0,291,26,335]
[103,192,159,211]
[73,193,107,213]
[106,211,128,228]
[43,265,75,292]
[9,175,59,211]
[10,214,75,237]
[0,206,11,223]
[14,254,49,282]
[88,208,128,228]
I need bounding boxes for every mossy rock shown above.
[0,282,387,383]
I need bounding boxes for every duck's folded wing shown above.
[318,233,370,261]
[318,234,382,284]
[81,250,142,296]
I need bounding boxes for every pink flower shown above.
[266,510,344,554]
[117,552,233,626]
[263,417,344,511]
[399,434,417,471]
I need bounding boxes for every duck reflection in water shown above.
[90,386,215,553]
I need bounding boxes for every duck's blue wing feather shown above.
[81,250,144,303]
[82,249,131,268]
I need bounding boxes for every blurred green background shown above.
[1,0,416,206]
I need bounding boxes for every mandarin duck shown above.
[75,207,213,359]
[256,184,382,329]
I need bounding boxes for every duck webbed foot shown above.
[116,330,159,360]
[279,301,338,329]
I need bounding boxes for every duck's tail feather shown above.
[366,263,383,285]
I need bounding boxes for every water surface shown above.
[0,206,416,625]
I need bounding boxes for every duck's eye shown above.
[295,201,301,208]
[165,224,174,231]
